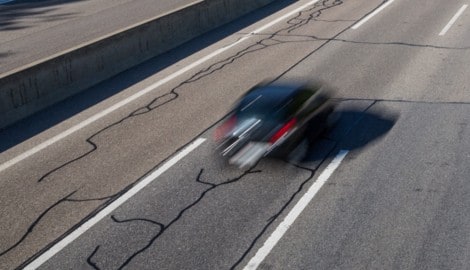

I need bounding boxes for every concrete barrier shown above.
[0,0,276,129]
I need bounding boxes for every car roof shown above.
[238,84,298,110]
[236,83,321,115]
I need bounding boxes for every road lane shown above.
[1,0,470,269]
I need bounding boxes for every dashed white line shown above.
[243,150,349,270]
[0,0,320,175]
[23,137,206,270]
[351,0,395,30]
[439,4,468,36]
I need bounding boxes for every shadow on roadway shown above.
[0,0,297,153]
[0,0,84,31]
[304,107,399,162]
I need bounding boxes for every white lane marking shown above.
[243,150,349,270]
[23,137,206,270]
[351,0,395,30]
[439,4,468,36]
[247,0,320,35]
[0,0,320,175]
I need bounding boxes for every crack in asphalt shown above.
[87,215,168,270]
[86,168,261,269]
[4,0,408,268]
[0,191,76,257]
[230,161,319,270]
[111,215,165,229]
[0,190,123,258]
[87,245,100,270]
[243,32,470,50]
[287,0,345,33]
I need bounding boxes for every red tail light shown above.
[214,115,237,141]
[269,118,297,144]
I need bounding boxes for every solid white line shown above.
[248,0,320,35]
[439,4,468,36]
[351,0,395,30]
[0,0,320,175]
[23,137,206,270]
[243,150,349,270]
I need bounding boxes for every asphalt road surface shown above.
[1,0,469,269]
[0,0,195,75]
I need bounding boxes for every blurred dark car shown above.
[214,81,337,168]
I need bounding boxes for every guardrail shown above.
[0,0,275,129]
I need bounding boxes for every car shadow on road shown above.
[304,107,399,162]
